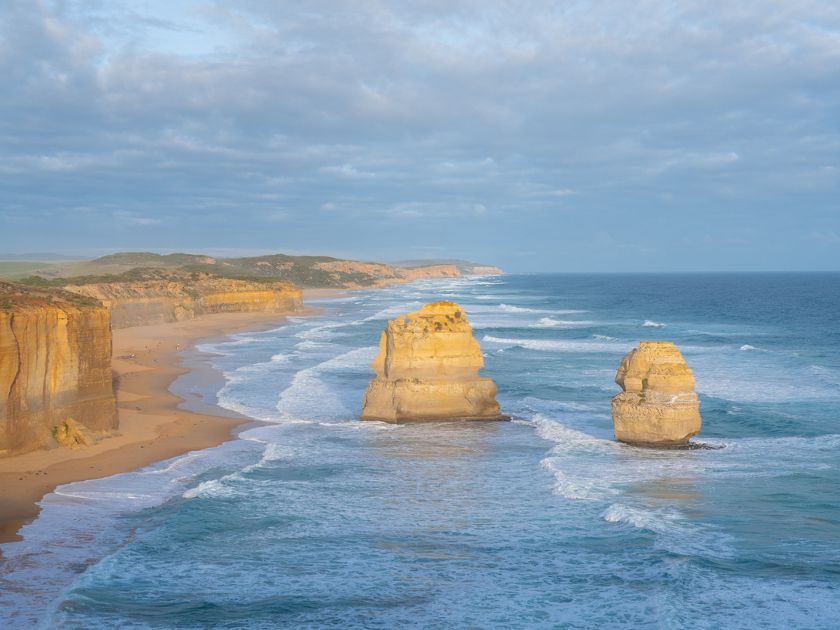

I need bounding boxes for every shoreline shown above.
[0,290,344,545]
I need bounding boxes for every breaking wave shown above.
[530,317,596,328]
[482,335,631,353]
[642,320,666,328]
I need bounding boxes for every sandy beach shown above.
[0,298,336,545]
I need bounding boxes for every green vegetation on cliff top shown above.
[0,280,102,309]
[14,252,499,289]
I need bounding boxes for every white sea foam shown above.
[239,442,296,473]
[497,303,589,315]
[296,321,355,340]
[528,414,719,520]
[482,335,631,353]
[740,344,758,351]
[363,302,424,321]
[295,340,329,350]
[531,414,615,452]
[141,452,201,475]
[687,328,765,337]
[51,488,156,502]
[602,503,682,533]
[540,459,602,500]
[212,394,268,420]
[230,335,262,345]
[530,317,596,328]
[274,346,378,421]
[642,320,666,328]
[318,420,402,431]
[464,304,587,315]
[723,433,840,452]
[499,304,538,313]
[182,468,257,499]
[0,438,263,626]
[223,351,291,385]
[691,353,840,402]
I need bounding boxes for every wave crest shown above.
[642,320,666,328]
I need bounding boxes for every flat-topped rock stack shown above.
[360,301,506,422]
[611,341,701,447]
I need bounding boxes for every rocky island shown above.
[611,341,702,446]
[361,301,506,422]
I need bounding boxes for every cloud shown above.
[0,1,838,270]
[320,163,377,179]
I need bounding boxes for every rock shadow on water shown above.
[618,440,725,451]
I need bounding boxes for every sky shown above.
[1,1,839,271]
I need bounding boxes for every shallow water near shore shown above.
[2,273,839,628]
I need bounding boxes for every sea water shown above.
[1,273,839,628]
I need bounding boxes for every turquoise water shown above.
[2,273,839,628]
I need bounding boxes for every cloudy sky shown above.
[1,1,839,270]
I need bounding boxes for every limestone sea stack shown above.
[360,301,506,422]
[611,341,701,447]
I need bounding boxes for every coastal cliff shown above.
[611,341,702,446]
[312,261,461,287]
[63,272,303,328]
[0,282,117,456]
[361,301,505,422]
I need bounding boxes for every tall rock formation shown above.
[0,282,117,456]
[64,272,303,328]
[611,341,701,447]
[361,301,506,422]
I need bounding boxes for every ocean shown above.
[2,273,839,628]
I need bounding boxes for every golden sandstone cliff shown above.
[64,273,303,328]
[0,271,303,457]
[0,282,117,456]
[313,261,461,287]
[611,341,702,446]
[361,301,506,422]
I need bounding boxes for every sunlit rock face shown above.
[64,275,303,328]
[611,341,702,447]
[361,302,506,422]
[0,282,117,456]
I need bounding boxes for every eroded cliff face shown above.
[64,274,304,328]
[611,341,701,446]
[0,283,117,456]
[312,261,461,288]
[361,301,505,422]
[463,265,503,276]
